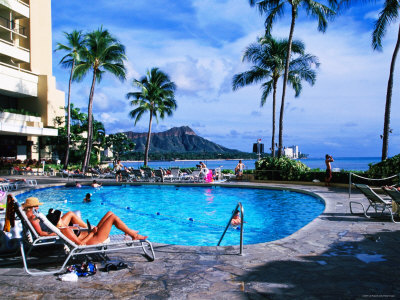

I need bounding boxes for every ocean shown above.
[121,157,381,172]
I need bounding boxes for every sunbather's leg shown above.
[86,211,146,244]
[61,211,87,228]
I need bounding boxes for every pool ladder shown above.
[217,202,244,255]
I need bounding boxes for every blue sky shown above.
[51,1,399,158]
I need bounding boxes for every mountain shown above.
[123,126,242,153]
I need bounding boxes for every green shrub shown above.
[368,154,400,178]
[255,156,310,181]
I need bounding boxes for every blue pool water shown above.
[16,185,324,246]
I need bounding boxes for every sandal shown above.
[103,262,128,272]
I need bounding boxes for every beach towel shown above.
[3,195,15,232]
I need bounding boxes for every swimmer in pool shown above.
[231,212,241,226]
[83,193,91,203]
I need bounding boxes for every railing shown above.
[217,202,244,255]
[0,15,26,36]
[0,61,37,76]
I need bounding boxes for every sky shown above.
[50,1,399,158]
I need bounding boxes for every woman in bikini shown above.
[22,197,147,245]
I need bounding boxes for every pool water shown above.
[16,185,324,246]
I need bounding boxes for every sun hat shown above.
[21,197,43,208]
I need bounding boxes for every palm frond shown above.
[372,0,399,51]
[265,3,285,35]
[303,0,336,32]
[260,80,274,106]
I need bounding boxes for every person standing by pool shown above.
[235,160,245,180]
[325,154,334,186]
[114,160,123,182]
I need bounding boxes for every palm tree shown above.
[233,36,319,157]
[74,27,127,172]
[55,30,85,170]
[372,1,400,161]
[127,68,177,166]
[249,0,337,156]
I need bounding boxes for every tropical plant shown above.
[55,30,85,169]
[105,133,135,161]
[368,153,400,179]
[74,27,127,172]
[232,35,319,157]
[255,155,310,181]
[127,68,177,166]
[51,105,104,164]
[371,1,400,161]
[249,0,337,157]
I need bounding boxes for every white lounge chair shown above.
[350,183,397,223]
[164,167,182,182]
[15,201,155,276]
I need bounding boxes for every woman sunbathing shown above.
[22,197,147,245]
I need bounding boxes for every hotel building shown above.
[0,0,64,160]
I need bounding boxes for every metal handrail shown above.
[0,15,26,35]
[217,202,244,255]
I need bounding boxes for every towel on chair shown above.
[3,195,15,232]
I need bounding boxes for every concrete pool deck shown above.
[1,177,400,299]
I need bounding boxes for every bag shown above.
[46,209,62,226]
[67,262,97,277]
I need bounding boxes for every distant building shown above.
[283,145,299,159]
[0,0,65,160]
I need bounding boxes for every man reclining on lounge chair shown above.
[22,197,147,245]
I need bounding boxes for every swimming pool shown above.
[16,185,324,246]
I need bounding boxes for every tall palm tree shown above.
[372,0,400,161]
[74,27,127,172]
[249,0,337,156]
[127,68,177,166]
[233,36,319,157]
[55,30,85,170]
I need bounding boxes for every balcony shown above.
[0,0,29,19]
[0,112,58,136]
[0,38,29,63]
[0,15,26,37]
[0,62,37,97]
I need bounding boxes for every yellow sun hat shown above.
[21,197,43,209]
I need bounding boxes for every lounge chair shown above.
[188,170,203,183]
[350,183,397,223]
[142,168,156,182]
[15,201,155,276]
[120,170,134,182]
[164,167,182,182]
[131,169,145,182]
[382,186,400,203]
[14,179,37,189]
[382,186,400,214]
[153,169,165,182]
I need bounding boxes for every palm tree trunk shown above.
[278,6,296,158]
[144,111,153,166]
[82,70,97,172]
[63,61,75,170]
[271,79,277,157]
[381,24,400,161]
